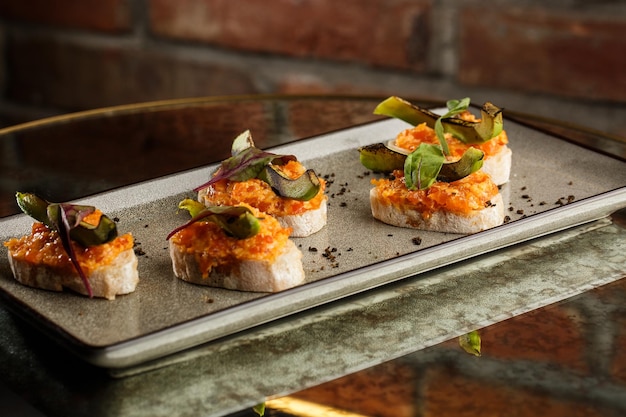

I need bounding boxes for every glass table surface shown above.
[1,94,625,417]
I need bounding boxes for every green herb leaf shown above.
[253,402,266,416]
[230,129,255,156]
[194,131,297,192]
[47,203,94,297]
[404,143,445,190]
[459,330,482,356]
[434,97,471,155]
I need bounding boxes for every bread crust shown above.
[482,145,512,186]
[169,238,305,292]
[6,248,139,300]
[370,188,504,234]
[276,199,327,237]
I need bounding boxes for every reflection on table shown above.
[265,276,626,417]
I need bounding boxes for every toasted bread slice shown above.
[169,238,304,292]
[369,170,505,234]
[6,247,138,300]
[370,188,504,234]
[168,205,305,292]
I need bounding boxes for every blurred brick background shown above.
[0,0,625,139]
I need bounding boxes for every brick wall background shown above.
[0,0,625,139]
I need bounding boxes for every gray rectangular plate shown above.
[1,116,625,370]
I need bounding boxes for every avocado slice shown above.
[438,148,485,182]
[258,165,321,201]
[358,142,407,172]
[374,96,504,144]
[177,199,261,239]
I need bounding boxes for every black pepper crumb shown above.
[134,247,146,256]
[521,194,530,199]
[412,237,422,245]
[113,217,120,222]
[339,202,347,207]
[322,246,339,268]
[308,247,318,252]
[504,215,511,223]
[516,209,524,215]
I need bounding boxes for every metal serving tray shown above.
[1,116,625,370]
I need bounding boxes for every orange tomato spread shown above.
[169,206,291,278]
[3,222,134,276]
[201,160,326,216]
[395,114,508,160]
[372,170,499,218]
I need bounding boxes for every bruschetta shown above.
[195,130,327,237]
[366,96,511,186]
[364,98,506,235]
[3,192,139,300]
[167,199,305,292]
